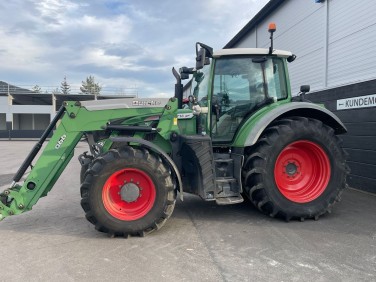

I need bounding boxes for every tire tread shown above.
[242,117,348,221]
[80,146,176,237]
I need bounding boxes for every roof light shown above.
[268,23,276,55]
[268,22,276,33]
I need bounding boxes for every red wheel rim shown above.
[102,168,156,221]
[274,140,331,203]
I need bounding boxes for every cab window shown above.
[211,56,287,143]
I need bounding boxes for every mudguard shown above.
[243,102,347,147]
[110,136,184,200]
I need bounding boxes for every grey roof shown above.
[0,81,34,95]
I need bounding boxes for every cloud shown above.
[0,0,269,96]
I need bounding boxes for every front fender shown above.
[234,102,347,147]
[110,136,183,201]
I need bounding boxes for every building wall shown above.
[327,1,376,87]
[234,0,376,94]
[0,97,9,114]
[231,0,376,193]
[306,80,376,194]
[0,92,135,139]
[0,96,53,138]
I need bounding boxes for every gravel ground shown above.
[0,141,375,282]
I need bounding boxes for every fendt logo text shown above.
[55,135,67,149]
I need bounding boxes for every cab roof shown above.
[213,48,292,58]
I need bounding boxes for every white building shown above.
[0,81,135,139]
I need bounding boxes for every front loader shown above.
[0,24,348,236]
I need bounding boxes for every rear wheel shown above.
[242,117,348,221]
[80,146,176,237]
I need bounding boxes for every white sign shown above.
[132,100,162,107]
[177,113,194,119]
[337,94,376,110]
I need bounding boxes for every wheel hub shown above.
[285,162,298,176]
[120,182,140,203]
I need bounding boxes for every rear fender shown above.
[242,102,347,147]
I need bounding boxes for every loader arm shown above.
[0,98,177,220]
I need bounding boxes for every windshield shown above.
[212,56,288,143]
[188,63,211,133]
[191,63,211,106]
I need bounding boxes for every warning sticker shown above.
[337,94,376,110]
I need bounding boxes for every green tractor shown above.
[0,24,348,237]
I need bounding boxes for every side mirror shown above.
[299,85,310,102]
[180,73,189,80]
[196,47,206,70]
[300,85,310,93]
[287,54,296,63]
[195,42,213,70]
[179,67,194,80]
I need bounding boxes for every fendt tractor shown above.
[0,24,348,237]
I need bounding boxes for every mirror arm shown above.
[172,67,183,109]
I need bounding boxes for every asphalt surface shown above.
[0,141,375,282]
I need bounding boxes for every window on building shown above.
[13,114,50,130]
[0,114,6,130]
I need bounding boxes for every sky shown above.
[0,0,269,97]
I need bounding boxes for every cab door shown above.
[211,56,288,144]
[211,56,266,143]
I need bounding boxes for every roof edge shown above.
[224,0,285,48]
[214,48,292,57]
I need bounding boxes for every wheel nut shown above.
[18,204,24,210]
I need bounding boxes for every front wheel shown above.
[80,146,176,237]
[242,117,348,221]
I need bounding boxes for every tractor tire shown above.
[80,163,90,184]
[242,117,348,221]
[80,146,176,237]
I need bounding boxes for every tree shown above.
[60,76,71,95]
[80,75,101,97]
[32,85,41,93]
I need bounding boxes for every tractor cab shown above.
[168,24,300,203]
[185,47,293,144]
[175,23,297,146]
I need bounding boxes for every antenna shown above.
[268,22,276,55]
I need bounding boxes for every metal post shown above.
[52,94,56,121]
[323,0,329,88]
